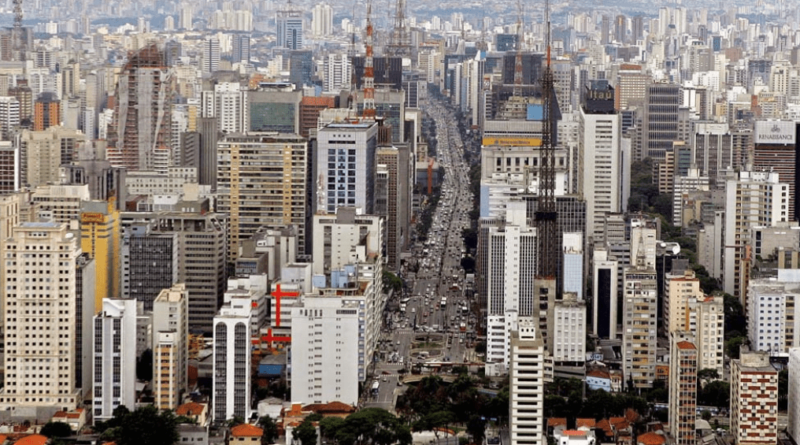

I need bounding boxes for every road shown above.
[364,89,477,411]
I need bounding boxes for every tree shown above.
[294,420,318,445]
[334,408,411,445]
[382,271,403,294]
[467,415,486,445]
[461,228,478,250]
[699,381,730,410]
[725,336,745,359]
[701,410,712,421]
[780,369,789,411]
[697,368,720,381]
[136,349,153,381]
[227,416,245,428]
[320,417,346,444]
[40,422,73,438]
[259,416,280,445]
[724,294,747,338]
[109,406,179,445]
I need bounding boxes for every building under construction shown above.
[106,44,174,172]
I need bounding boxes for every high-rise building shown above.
[276,6,304,50]
[614,15,626,43]
[664,270,703,334]
[315,121,379,215]
[80,200,120,309]
[33,92,59,131]
[216,133,307,263]
[579,81,621,241]
[746,280,800,356]
[644,82,680,161]
[614,66,649,111]
[231,35,251,64]
[0,222,82,411]
[752,120,799,221]
[92,298,138,422]
[153,283,189,410]
[106,44,173,172]
[0,96,19,139]
[592,247,619,339]
[22,126,84,187]
[600,16,611,44]
[731,348,778,445]
[212,291,253,422]
[668,333,697,445]
[375,144,412,272]
[202,38,220,74]
[0,141,20,193]
[686,295,724,376]
[120,222,178,309]
[484,201,537,376]
[622,227,658,389]
[9,80,32,122]
[323,54,351,93]
[552,294,586,363]
[289,50,313,88]
[312,2,333,37]
[201,82,246,135]
[724,171,789,301]
[197,117,219,188]
[290,296,360,405]
[75,254,96,400]
[246,87,302,133]
[692,123,736,185]
[509,319,544,445]
[788,348,800,444]
[299,96,335,138]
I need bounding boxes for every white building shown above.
[509,319,544,445]
[312,2,333,37]
[226,275,269,334]
[552,295,586,363]
[687,296,725,377]
[0,96,20,140]
[323,54,352,94]
[579,84,621,241]
[312,208,383,276]
[212,288,254,422]
[672,166,710,226]
[562,233,583,300]
[787,348,800,444]
[316,122,378,215]
[290,296,360,405]
[92,298,138,423]
[201,82,246,133]
[125,167,199,196]
[202,38,221,74]
[484,201,537,376]
[153,283,189,410]
[724,171,790,300]
[0,222,82,411]
[747,280,800,356]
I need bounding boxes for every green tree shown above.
[462,228,478,250]
[320,417,346,444]
[724,294,747,338]
[701,410,712,421]
[780,369,789,411]
[699,381,730,410]
[136,349,153,381]
[467,415,486,445]
[382,271,403,294]
[725,336,745,359]
[697,368,720,381]
[227,416,245,428]
[40,422,73,438]
[415,411,456,440]
[259,416,280,445]
[294,420,318,445]
[104,405,180,445]
[334,408,411,445]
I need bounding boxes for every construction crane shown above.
[12,0,23,60]
[362,0,376,119]
[513,0,524,97]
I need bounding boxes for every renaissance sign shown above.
[755,121,796,145]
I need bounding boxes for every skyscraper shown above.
[668,333,697,445]
[202,38,220,74]
[212,293,253,422]
[614,15,627,43]
[33,91,59,131]
[0,96,19,140]
[312,2,333,37]
[80,200,120,310]
[106,44,173,172]
[153,283,188,410]
[731,349,778,445]
[644,82,680,161]
[93,298,138,422]
[0,222,82,411]
[509,319,544,445]
[277,6,304,50]
[232,35,250,64]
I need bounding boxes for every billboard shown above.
[755,120,796,145]
[481,137,542,147]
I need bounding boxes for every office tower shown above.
[80,200,120,309]
[0,96,19,139]
[9,80,32,122]
[788,348,800,444]
[0,222,81,411]
[153,284,189,410]
[61,160,126,209]
[752,120,798,221]
[197,117,218,188]
[0,194,23,350]
[495,34,519,52]
[22,126,84,187]
[615,66,648,111]
[592,247,619,339]
[212,292,253,422]
[289,50,313,88]
[562,233,583,300]
[614,15,626,43]
[232,35,250,64]
[692,123,735,184]
[579,81,621,241]
[644,82,680,162]
[217,133,307,263]
[246,87,302,133]
[299,96,335,138]
[165,40,182,66]
[600,16,611,44]
[672,167,710,226]
[290,296,360,405]
[127,211,226,334]
[622,228,658,390]
[106,44,173,172]
[731,349,778,445]
[724,171,789,302]
[668,333,697,445]
[92,298,137,422]
[202,38,220,74]
[75,254,96,400]
[164,16,174,31]
[323,54,351,93]
[32,184,90,223]
[484,202,537,376]
[0,141,19,192]
[352,56,404,91]
[179,3,193,30]
[509,319,544,445]
[316,121,378,215]
[552,294,586,364]
[312,2,333,37]
[631,15,644,41]
[746,280,800,355]
[120,222,178,308]
[201,82,246,134]
[276,6,304,50]
[375,145,412,272]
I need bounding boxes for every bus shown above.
[440,297,447,308]
[372,381,380,394]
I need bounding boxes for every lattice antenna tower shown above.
[535,0,558,280]
[387,0,410,57]
[513,0,524,97]
[348,0,358,110]
[362,0,376,118]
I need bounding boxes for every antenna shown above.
[348,0,358,110]
[513,0,524,97]
[363,0,376,119]
[12,0,23,60]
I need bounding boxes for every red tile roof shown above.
[231,424,263,438]
[176,402,206,417]
[562,431,587,437]
[548,418,567,427]
[302,401,356,414]
[637,432,666,445]
[587,370,610,379]
[14,435,48,445]
[596,419,613,435]
[576,419,596,429]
